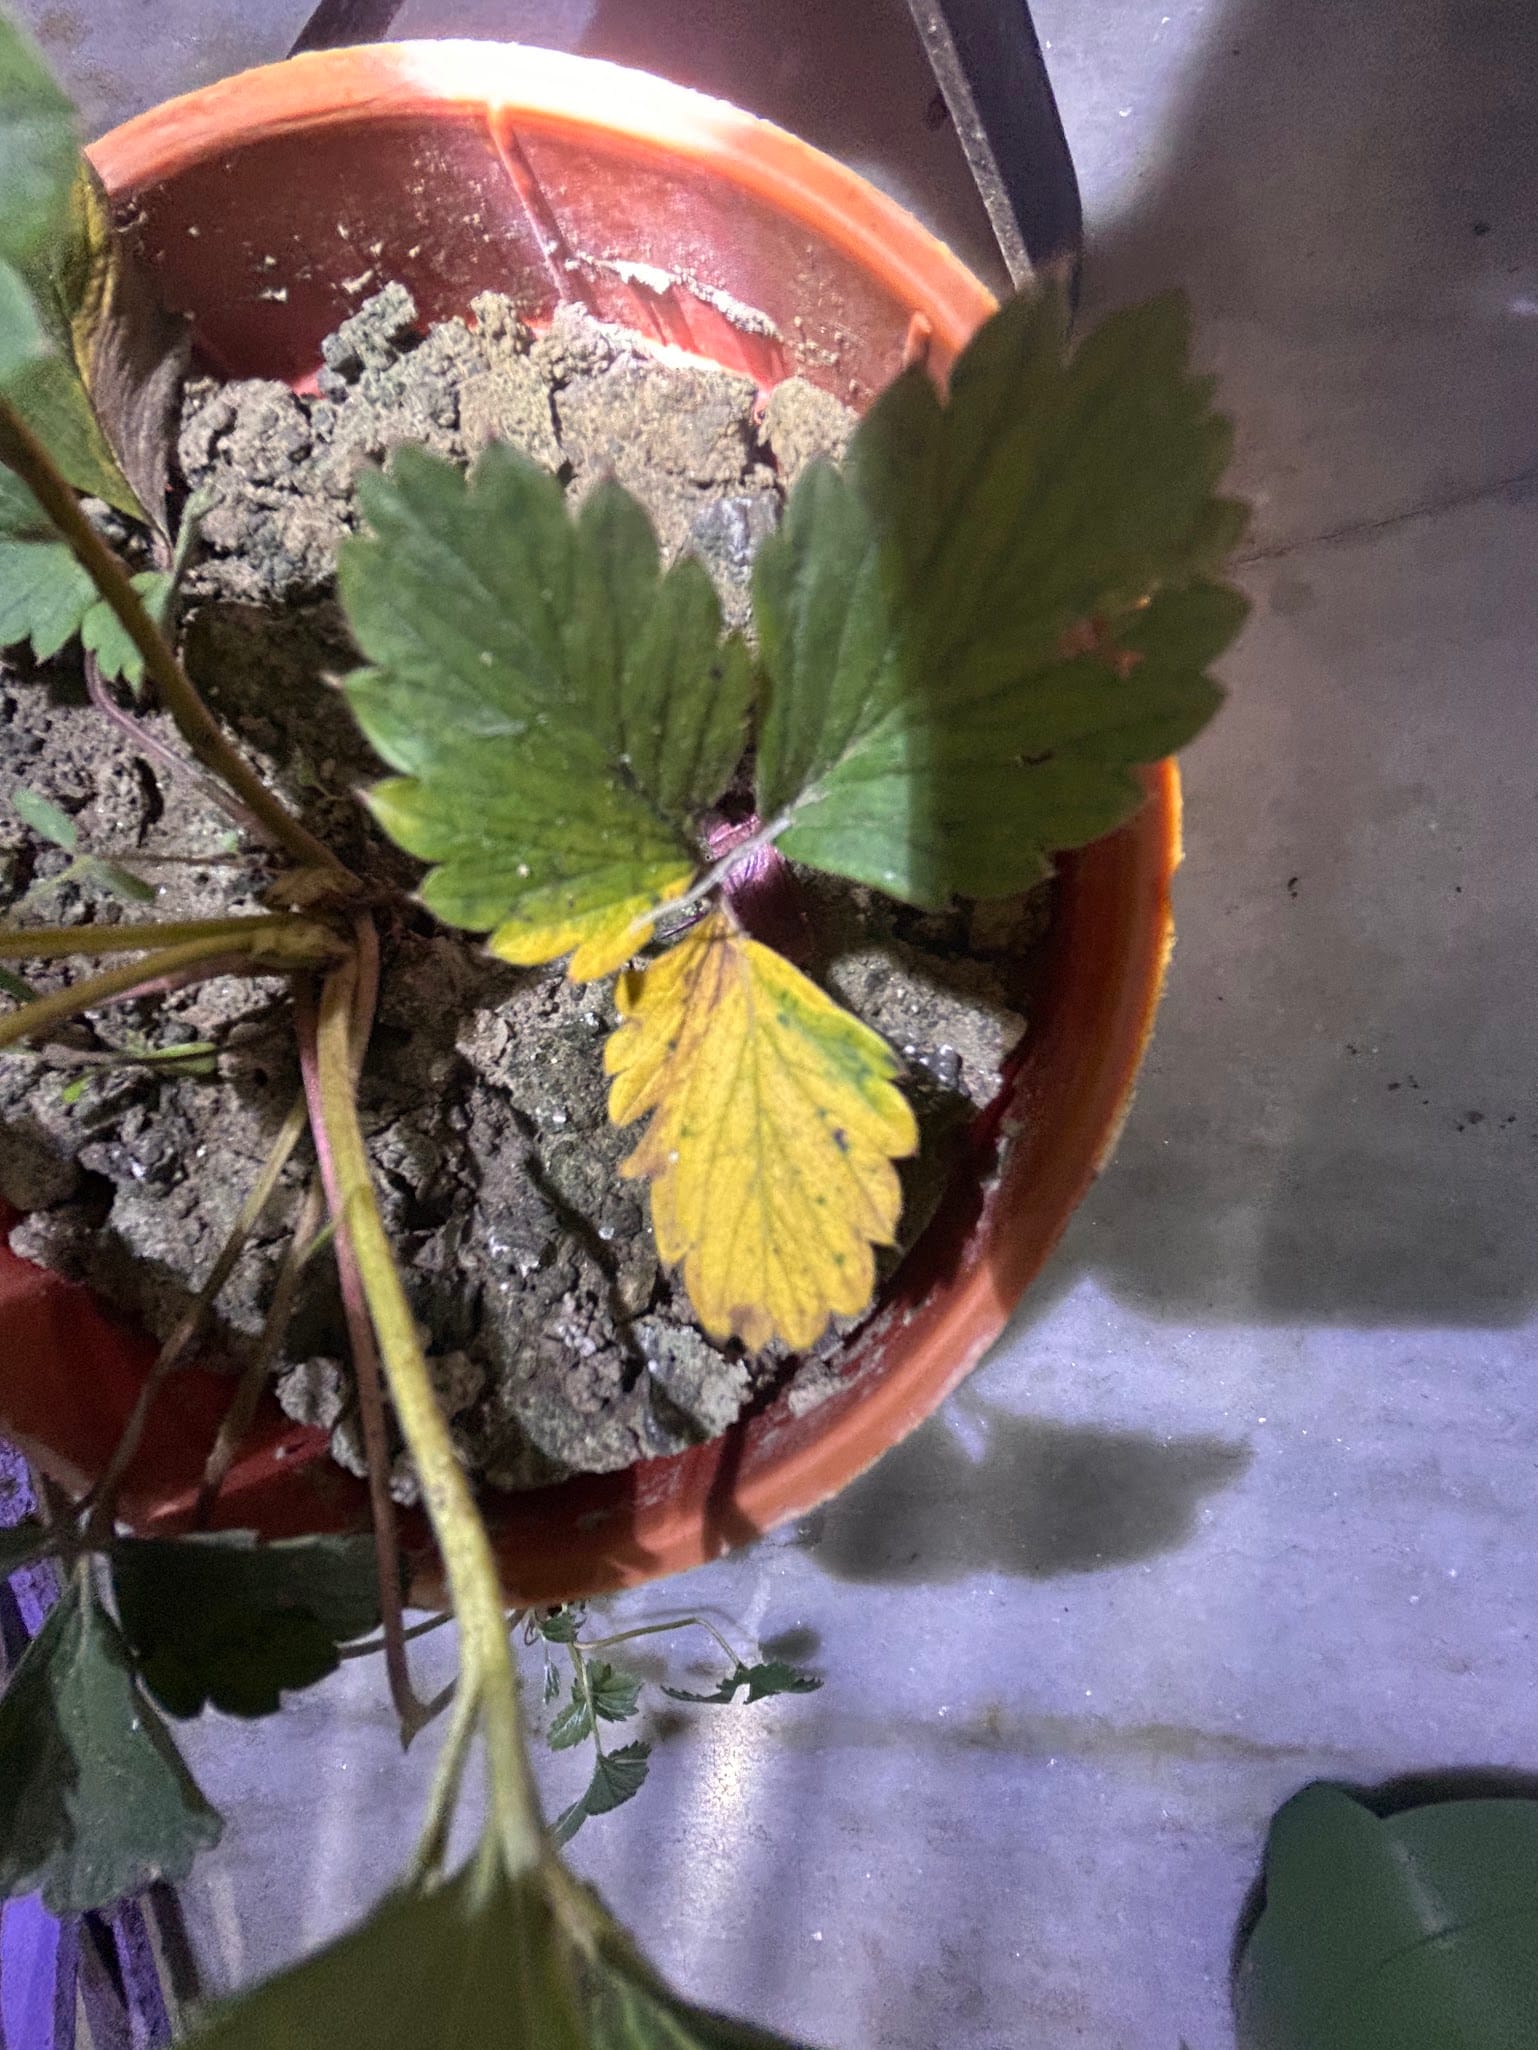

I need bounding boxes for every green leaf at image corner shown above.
[751,287,1247,907]
[0,12,79,275]
[0,1572,222,1913]
[585,1961,822,2049]
[581,1916,825,2050]
[0,255,49,386]
[339,447,751,966]
[110,1530,382,1719]
[184,1857,589,2050]
[1235,1783,1538,2050]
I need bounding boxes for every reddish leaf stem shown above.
[296,923,431,1746]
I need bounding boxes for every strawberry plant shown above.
[0,7,1245,2041]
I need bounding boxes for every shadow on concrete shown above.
[993,0,1538,1338]
[811,1399,1250,1585]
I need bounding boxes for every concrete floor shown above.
[20,2,1538,2045]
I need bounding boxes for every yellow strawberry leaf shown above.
[605,907,918,1350]
[488,880,688,985]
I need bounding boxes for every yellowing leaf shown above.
[605,908,917,1350]
[488,878,689,984]
[6,163,185,523]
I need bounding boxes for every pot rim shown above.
[6,40,1191,1596]
[90,38,994,360]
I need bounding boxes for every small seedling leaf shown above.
[663,1660,822,1707]
[552,1740,652,1846]
[605,907,917,1349]
[0,1517,52,1576]
[183,1857,588,2050]
[58,1071,90,1105]
[550,1660,644,1750]
[81,567,172,690]
[10,784,76,848]
[83,855,157,904]
[752,287,1244,905]
[547,1693,594,1752]
[587,1661,643,1724]
[340,447,751,980]
[539,1605,585,1643]
[0,1574,222,1912]
[0,963,36,1001]
[110,1531,381,1719]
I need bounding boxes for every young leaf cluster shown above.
[534,1605,821,1844]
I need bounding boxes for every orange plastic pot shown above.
[0,43,1181,1602]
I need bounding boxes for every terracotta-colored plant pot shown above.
[0,43,1181,1602]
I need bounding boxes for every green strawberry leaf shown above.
[0,1517,53,1575]
[0,532,93,658]
[549,1662,644,1750]
[538,1605,585,1643]
[576,1890,825,2047]
[582,1937,823,2048]
[0,255,50,388]
[552,1740,651,1847]
[586,1661,643,1724]
[0,466,94,662]
[0,1572,222,1912]
[752,287,1245,904]
[0,12,78,277]
[548,1693,594,1752]
[183,1857,588,2050]
[662,1660,822,1707]
[340,446,751,980]
[81,567,171,688]
[110,1531,381,1719]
